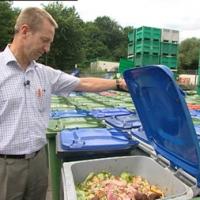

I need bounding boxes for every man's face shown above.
[24,19,55,61]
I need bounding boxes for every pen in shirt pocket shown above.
[36,88,46,97]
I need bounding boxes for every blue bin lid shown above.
[89,107,132,118]
[60,128,138,151]
[124,65,200,185]
[50,109,88,119]
[190,109,200,119]
[105,114,142,129]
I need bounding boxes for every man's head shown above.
[15,7,58,34]
[13,7,58,62]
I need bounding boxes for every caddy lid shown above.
[50,109,88,119]
[59,127,138,151]
[124,65,200,184]
[89,107,132,118]
[105,114,142,129]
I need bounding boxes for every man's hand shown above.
[116,78,128,91]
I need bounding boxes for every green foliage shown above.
[94,16,128,60]
[178,38,200,70]
[5,2,139,70]
[2,1,198,72]
[80,16,130,68]
[40,2,85,71]
[0,1,20,50]
[82,21,112,64]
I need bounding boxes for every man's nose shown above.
[43,44,50,53]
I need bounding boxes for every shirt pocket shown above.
[0,91,23,115]
[32,87,51,113]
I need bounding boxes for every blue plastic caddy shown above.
[88,107,132,118]
[105,113,142,129]
[57,127,138,160]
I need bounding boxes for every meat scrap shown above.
[76,171,165,200]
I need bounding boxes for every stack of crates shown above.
[127,26,179,70]
[134,26,161,66]
[127,29,135,62]
[160,29,179,69]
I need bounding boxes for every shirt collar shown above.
[3,45,17,65]
[3,45,38,69]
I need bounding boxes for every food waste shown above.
[76,171,165,200]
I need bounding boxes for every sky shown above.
[12,0,200,41]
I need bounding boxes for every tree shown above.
[178,38,200,70]
[82,21,111,64]
[0,1,20,51]
[81,16,130,67]
[94,16,128,61]
[41,2,85,71]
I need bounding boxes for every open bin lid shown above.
[124,65,200,185]
[59,127,138,151]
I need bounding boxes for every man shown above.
[0,7,127,200]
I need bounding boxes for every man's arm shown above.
[75,77,127,92]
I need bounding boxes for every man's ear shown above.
[20,24,31,37]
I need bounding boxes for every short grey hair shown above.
[15,7,58,33]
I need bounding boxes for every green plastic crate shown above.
[48,117,105,132]
[135,54,160,66]
[136,26,161,41]
[128,29,135,43]
[46,116,105,200]
[160,56,177,69]
[51,104,76,110]
[160,42,178,55]
[127,56,134,62]
[192,118,200,125]
[135,39,160,55]
[128,43,135,55]
[186,94,200,104]
[118,58,134,74]
[77,103,111,110]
